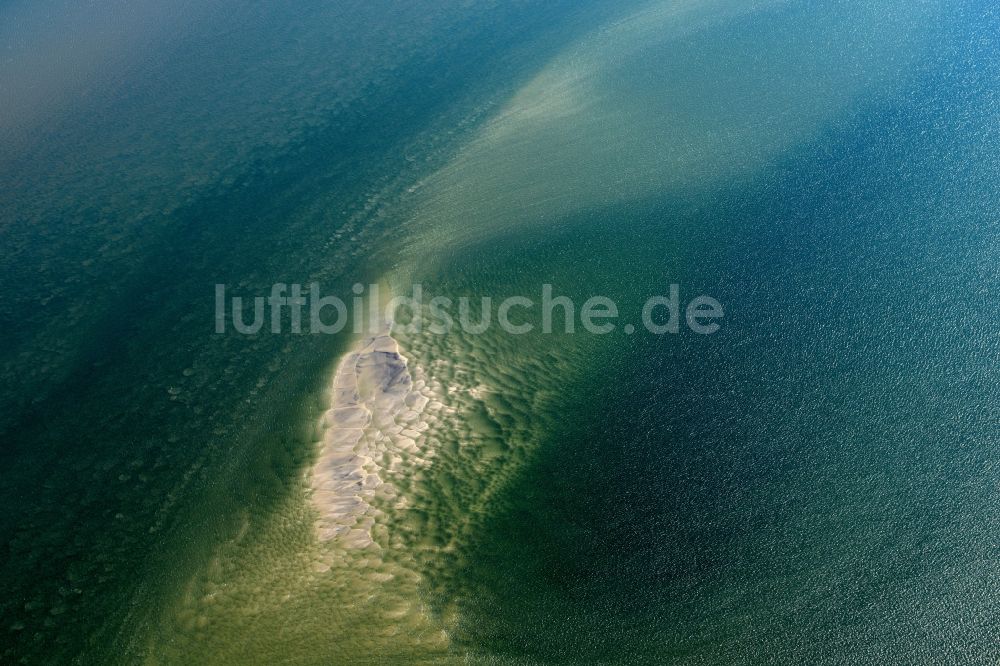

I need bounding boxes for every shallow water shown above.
[2,0,999,663]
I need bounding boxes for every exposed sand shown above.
[309,326,443,548]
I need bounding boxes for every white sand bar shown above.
[310,328,435,548]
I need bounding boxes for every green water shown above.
[2,0,999,663]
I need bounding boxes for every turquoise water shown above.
[2,0,999,663]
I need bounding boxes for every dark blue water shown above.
[2,0,998,663]
[434,16,1000,661]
